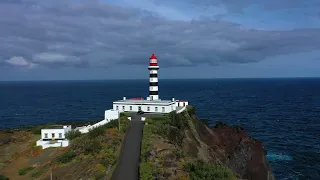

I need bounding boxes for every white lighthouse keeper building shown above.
[112,53,188,114]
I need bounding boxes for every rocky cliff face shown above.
[185,108,275,180]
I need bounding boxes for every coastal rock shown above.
[192,118,275,180]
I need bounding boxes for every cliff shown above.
[140,106,274,180]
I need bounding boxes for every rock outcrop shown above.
[186,109,275,180]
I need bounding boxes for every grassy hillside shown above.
[0,113,130,180]
[139,106,236,180]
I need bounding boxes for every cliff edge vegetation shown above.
[0,113,130,180]
[140,106,274,180]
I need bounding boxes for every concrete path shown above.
[111,114,144,180]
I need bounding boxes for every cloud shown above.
[0,0,319,69]
[5,56,37,68]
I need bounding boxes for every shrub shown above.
[186,106,196,116]
[121,122,130,133]
[120,112,130,118]
[0,175,9,180]
[30,166,49,178]
[65,130,82,140]
[140,161,156,180]
[184,160,236,180]
[88,126,105,138]
[71,136,103,155]
[83,139,103,155]
[100,149,116,166]
[55,150,76,163]
[93,164,107,180]
[104,119,119,129]
[18,167,34,176]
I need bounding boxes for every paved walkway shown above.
[111,114,144,180]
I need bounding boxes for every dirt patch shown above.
[0,157,30,180]
[29,148,57,167]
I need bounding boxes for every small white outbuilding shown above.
[36,125,71,149]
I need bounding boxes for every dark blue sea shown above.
[0,78,319,179]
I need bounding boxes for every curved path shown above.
[111,114,144,180]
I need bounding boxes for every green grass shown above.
[139,119,157,180]
[140,161,156,180]
[184,160,236,180]
[0,175,9,180]
[18,167,34,176]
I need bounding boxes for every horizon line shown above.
[1,76,320,82]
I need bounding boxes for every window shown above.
[147,107,150,111]
[162,107,165,112]
[44,133,48,138]
[122,106,125,111]
[59,133,62,138]
[116,106,119,110]
[138,106,141,111]
[155,107,158,112]
[130,106,132,110]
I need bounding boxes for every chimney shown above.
[123,97,126,100]
[172,97,175,102]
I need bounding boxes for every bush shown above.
[104,119,119,129]
[83,139,103,155]
[88,126,105,138]
[0,175,9,180]
[121,122,130,133]
[140,161,156,180]
[186,106,196,116]
[120,112,130,118]
[65,130,82,140]
[100,149,116,166]
[30,166,49,178]
[18,167,34,176]
[55,150,76,163]
[184,160,236,180]
[71,135,103,155]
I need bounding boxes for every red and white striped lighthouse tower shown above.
[148,53,159,100]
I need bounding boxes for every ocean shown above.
[0,78,319,179]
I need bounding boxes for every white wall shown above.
[175,101,189,107]
[105,109,120,121]
[113,103,176,113]
[41,126,71,140]
[77,109,120,134]
[36,140,69,149]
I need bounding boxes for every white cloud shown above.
[5,56,37,68]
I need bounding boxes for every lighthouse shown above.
[148,53,159,100]
[112,53,188,114]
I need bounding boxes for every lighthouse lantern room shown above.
[112,53,188,114]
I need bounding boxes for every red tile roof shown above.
[130,97,144,100]
[176,100,188,102]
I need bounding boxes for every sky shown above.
[0,0,320,80]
